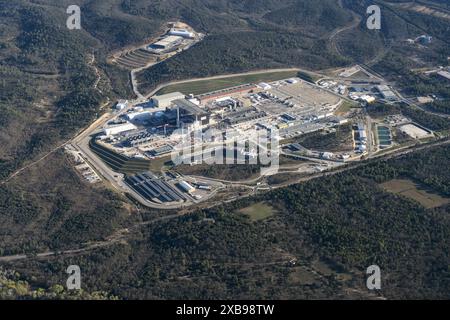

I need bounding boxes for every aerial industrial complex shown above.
[70,64,436,209]
[102,77,343,154]
[86,76,349,207]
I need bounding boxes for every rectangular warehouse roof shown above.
[153,92,184,100]
[173,99,207,116]
[103,122,137,136]
[153,35,183,47]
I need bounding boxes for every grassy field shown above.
[238,202,277,221]
[335,101,358,115]
[156,71,299,95]
[287,267,318,285]
[380,179,450,209]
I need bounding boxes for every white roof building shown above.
[177,180,195,194]
[359,95,376,104]
[103,122,137,136]
[377,85,397,101]
[258,82,272,90]
[437,70,450,81]
[152,92,185,108]
[126,111,152,122]
[169,28,194,39]
[116,99,128,110]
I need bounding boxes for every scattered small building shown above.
[416,35,432,45]
[329,116,349,125]
[321,152,334,160]
[115,99,128,110]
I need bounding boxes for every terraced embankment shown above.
[89,138,152,174]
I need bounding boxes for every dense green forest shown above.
[0,267,117,300]
[426,101,450,115]
[7,144,450,299]
[0,2,103,178]
[136,0,353,93]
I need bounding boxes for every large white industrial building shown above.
[126,111,152,122]
[115,99,128,110]
[151,36,183,50]
[103,123,137,136]
[177,180,195,194]
[377,85,397,101]
[169,28,194,39]
[152,92,185,108]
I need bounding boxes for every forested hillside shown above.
[7,145,450,299]
[136,0,353,92]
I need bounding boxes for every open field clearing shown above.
[238,202,277,221]
[156,71,299,95]
[380,179,450,209]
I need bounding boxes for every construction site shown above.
[98,77,345,159]
[110,22,204,70]
[84,76,361,207]
[74,64,437,209]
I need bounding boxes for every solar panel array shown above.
[126,172,186,203]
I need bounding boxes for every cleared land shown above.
[176,163,261,182]
[156,71,299,95]
[380,179,450,209]
[283,124,354,152]
[399,124,432,139]
[238,202,277,221]
[335,101,358,115]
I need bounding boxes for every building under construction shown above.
[173,99,210,126]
